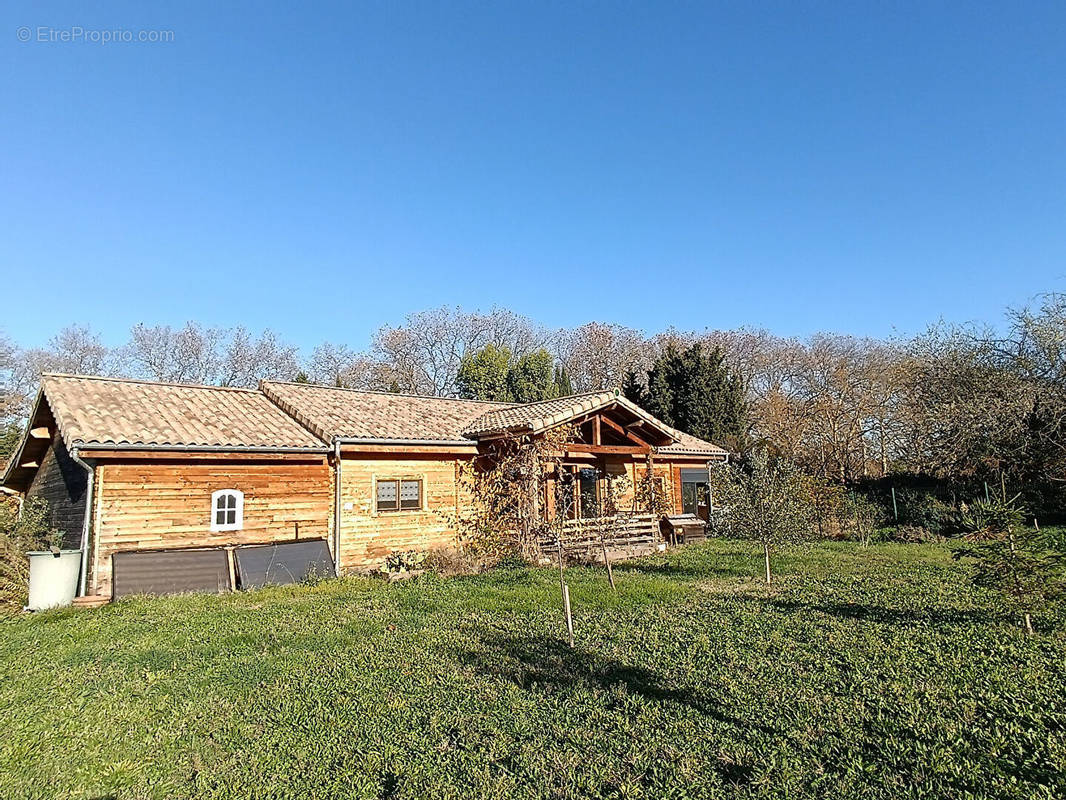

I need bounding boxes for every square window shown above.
[400,480,421,510]
[376,480,399,512]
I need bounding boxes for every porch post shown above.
[706,460,714,514]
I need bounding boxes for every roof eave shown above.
[73,442,331,454]
[335,437,477,447]
[0,389,50,493]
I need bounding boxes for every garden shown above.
[1,538,1063,800]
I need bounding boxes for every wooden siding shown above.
[337,454,473,572]
[26,433,87,549]
[91,458,331,597]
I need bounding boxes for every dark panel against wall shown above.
[25,434,87,548]
[112,548,232,598]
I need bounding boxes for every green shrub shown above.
[381,549,427,574]
[894,488,962,536]
[0,496,61,611]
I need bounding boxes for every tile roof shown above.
[658,429,730,456]
[260,381,511,444]
[464,391,639,436]
[39,374,327,450]
[463,390,728,455]
[3,376,726,491]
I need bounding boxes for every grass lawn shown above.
[1,540,1064,800]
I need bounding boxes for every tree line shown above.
[2,294,1064,510]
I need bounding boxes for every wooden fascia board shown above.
[653,452,729,462]
[340,443,477,456]
[81,449,330,463]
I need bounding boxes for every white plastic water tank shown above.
[26,550,81,611]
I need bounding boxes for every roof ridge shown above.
[41,373,262,394]
[508,388,617,408]
[260,379,517,406]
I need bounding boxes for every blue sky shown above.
[3,2,1064,351]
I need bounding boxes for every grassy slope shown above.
[1,541,1063,800]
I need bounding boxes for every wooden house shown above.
[1,374,727,600]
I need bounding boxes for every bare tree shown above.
[7,326,115,421]
[0,332,22,426]
[370,306,547,396]
[307,342,388,389]
[124,322,225,384]
[557,322,652,392]
[219,328,300,387]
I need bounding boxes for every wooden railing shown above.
[538,513,659,558]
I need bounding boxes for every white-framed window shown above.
[375,478,423,513]
[211,489,244,531]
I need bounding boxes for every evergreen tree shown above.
[553,365,573,397]
[456,344,513,402]
[621,369,646,408]
[642,343,746,446]
[955,493,1063,635]
[293,371,310,384]
[508,349,557,403]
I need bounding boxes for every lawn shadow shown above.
[456,628,773,739]
[761,598,1004,628]
[611,560,744,582]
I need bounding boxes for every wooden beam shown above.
[544,450,599,462]
[601,415,651,446]
[29,427,51,439]
[592,417,601,446]
[562,444,651,455]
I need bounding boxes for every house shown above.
[1,374,727,600]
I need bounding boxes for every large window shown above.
[376,478,423,512]
[577,468,600,519]
[211,489,244,532]
[680,468,711,521]
[555,466,601,519]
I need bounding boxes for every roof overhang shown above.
[467,394,679,447]
[1,390,55,494]
[336,437,478,455]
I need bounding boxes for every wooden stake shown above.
[557,530,574,646]
[225,547,237,592]
[891,487,898,521]
[600,529,616,591]
[763,541,771,585]
[562,584,575,647]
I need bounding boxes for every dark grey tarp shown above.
[234,539,335,590]
[112,548,232,598]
